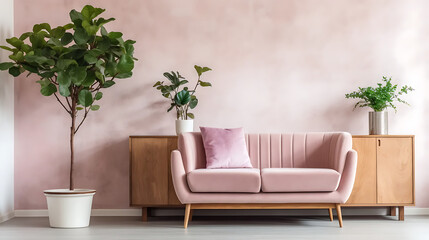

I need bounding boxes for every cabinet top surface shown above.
[352,135,414,138]
[130,135,177,138]
[129,135,414,138]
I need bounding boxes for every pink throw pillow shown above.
[200,127,253,169]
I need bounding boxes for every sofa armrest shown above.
[171,150,192,204]
[336,149,358,203]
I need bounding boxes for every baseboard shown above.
[11,207,429,218]
[0,211,15,223]
[14,209,142,217]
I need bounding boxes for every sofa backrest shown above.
[179,132,352,174]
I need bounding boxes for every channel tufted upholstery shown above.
[172,132,357,204]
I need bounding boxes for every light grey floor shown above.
[1,215,429,240]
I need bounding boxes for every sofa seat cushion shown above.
[261,168,341,192]
[187,168,261,193]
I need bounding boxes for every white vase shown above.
[44,189,96,228]
[175,119,194,135]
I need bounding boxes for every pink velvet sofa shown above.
[171,132,357,228]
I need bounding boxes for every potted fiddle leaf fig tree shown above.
[345,76,413,135]
[0,5,136,228]
[153,65,212,135]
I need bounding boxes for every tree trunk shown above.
[69,99,76,191]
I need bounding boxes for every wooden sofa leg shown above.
[189,209,193,222]
[328,208,333,221]
[184,204,191,229]
[335,204,343,228]
[390,207,397,216]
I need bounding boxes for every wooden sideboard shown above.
[129,135,415,221]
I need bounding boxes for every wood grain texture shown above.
[335,204,343,228]
[190,203,336,210]
[167,137,181,205]
[345,137,377,205]
[377,137,413,204]
[130,138,169,205]
[390,207,397,216]
[184,204,191,229]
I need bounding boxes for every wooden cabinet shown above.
[130,135,415,221]
[345,135,415,220]
[129,136,181,221]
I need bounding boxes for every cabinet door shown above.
[346,138,377,204]
[377,137,413,204]
[131,138,168,205]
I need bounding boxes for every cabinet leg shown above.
[142,207,148,222]
[399,206,404,221]
[390,207,397,216]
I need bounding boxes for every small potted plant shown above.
[153,65,212,135]
[345,76,413,135]
[0,5,136,228]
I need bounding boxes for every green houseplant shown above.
[345,76,413,135]
[0,5,136,228]
[153,65,212,134]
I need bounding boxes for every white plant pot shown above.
[44,189,96,228]
[175,119,193,135]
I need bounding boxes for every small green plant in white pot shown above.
[153,65,212,135]
[345,76,413,135]
[0,5,136,228]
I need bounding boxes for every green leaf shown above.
[117,54,134,73]
[84,53,98,64]
[81,5,105,20]
[19,32,33,41]
[82,20,99,36]
[82,71,96,87]
[29,33,46,48]
[187,113,195,119]
[6,37,23,49]
[61,32,74,45]
[22,64,38,73]
[40,71,54,78]
[67,65,87,86]
[50,27,65,38]
[116,72,132,79]
[95,17,115,27]
[199,81,212,87]
[21,44,31,53]
[94,92,103,100]
[78,89,93,107]
[33,23,51,33]
[0,45,15,52]
[57,71,71,87]
[90,105,100,111]
[40,83,57,96]
[174,90,191,106]
[8,67,21,77]
[189,98,198,109]
[74,27,90,44]
[194,65,212,76]
[100,26,108,36]
[108,32,123,39]
[56,59,77,70]
[102,80,116,88]
[59,84,70,97]
[9,51,24,62]
[69,10,83,24]
[0,62,14,70]
[63,23,74,30]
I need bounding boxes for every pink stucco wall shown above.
[14,0,429,209]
